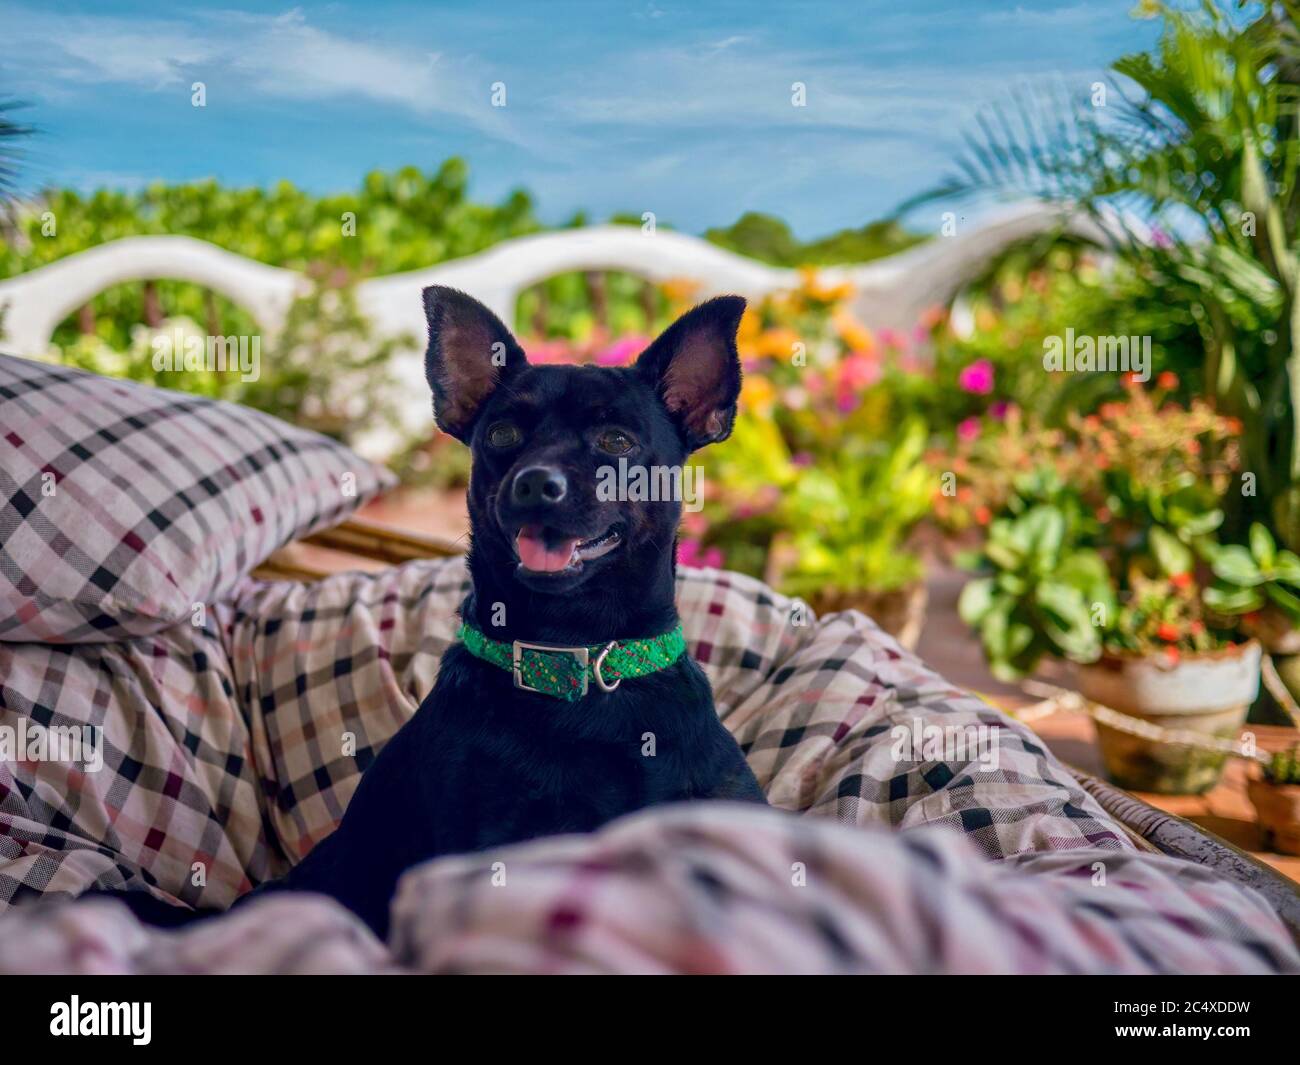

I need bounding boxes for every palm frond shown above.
[0,98,34,211]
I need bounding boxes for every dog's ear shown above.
[422,285,527,441]
[635,295,746,451]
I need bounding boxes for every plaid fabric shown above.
[211,557,1133,867]
[0,555,1295,972]
[388,805,1299,975]
[1,556,1130,910]
[2,805,1294,974]
[0,353,394,641]
[0,611,277,911]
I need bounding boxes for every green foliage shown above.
[0,98,32,216]
[919,1,1300,551]
[1265,747,1300,784]
[50,273,404,450]
[704,211,924,266]
[1204,522,1300,623]
[2,161,544,348]
[776,418,931,597]
[237,271,408,445]
[958,505,1114,681]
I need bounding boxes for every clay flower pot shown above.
[1075,641,1261,795]
[1247,776,1300,856]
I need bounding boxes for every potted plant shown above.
[767,418,932,647]
[1203,524,1300,706]
[958,382,1262,793]
[1247,748,1300,856]
[1076,560,1261,795]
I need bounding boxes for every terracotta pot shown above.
[804,582,929,651]
[1247,776,1300,856]
[1075,641,1261,795]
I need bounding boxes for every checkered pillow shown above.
[217,557,1131,868]
[0,555,1134,913]
[0,354,394,641]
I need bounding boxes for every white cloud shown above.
[0,3,530,146]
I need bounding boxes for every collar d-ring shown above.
[592,640,621,692]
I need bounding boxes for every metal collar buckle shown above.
[510,640,621,698]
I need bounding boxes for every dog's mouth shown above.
[514,523,623,576]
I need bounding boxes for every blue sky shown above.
[0,1,1160,238]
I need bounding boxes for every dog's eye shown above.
[487,422,522,449]
[596,430,635,455]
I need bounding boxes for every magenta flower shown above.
[595,336,648,366]
[958,359,995,395]
[957,417,981,442]
[678,538,724,568]
[838,351,881,391]
[878,327,906,350]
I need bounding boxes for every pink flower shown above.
[526,339,579,365]
[958,359,995,395]
[957,417,981,442]
[838,351,881,391]
[878,327,906,351]
[595,336,648,366]
[678,538,724,568]
[791,451,814,467]
[989,400,1010,420]
[680,511,709,537]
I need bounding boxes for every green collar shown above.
[458,621,687,702]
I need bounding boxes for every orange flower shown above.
[756,327,802,359]
[974,505,992,526]
[1170,572,1192,589]
[1157,371,1179,390]
[832,309,875,354]
[1157,622,1180,642]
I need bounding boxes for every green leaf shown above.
[1150,526,1193,578]
[1211,544,1265,586]
[1021,506,1065,563]
[1250,522,1277,568]
[1265,582,1300,625]
[1272,550,1300,584]
[1203,584,1264,614]
[957,578,997,626]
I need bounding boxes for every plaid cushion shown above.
[0,353,394,641]
[390,805,1298,974]
[219,557,1130,867]
[0,611,277,910]
[0,556,1134,912]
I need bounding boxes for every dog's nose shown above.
[512,466,567,507]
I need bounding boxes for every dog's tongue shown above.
[516,525,580,573]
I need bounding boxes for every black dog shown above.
[99,287,765,937]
